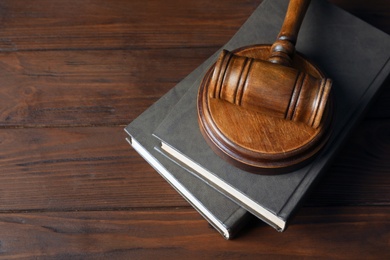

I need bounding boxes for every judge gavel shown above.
[208,0,332,129]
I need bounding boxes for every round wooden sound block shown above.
[197,45,333,174]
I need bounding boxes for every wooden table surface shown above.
[0,0,389,258]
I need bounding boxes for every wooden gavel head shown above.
[209,49,332,128]
[197,0,334,173]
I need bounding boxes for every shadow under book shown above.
[126,0,390,239]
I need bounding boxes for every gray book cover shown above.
[153,0,390,231]
[125,47,252,239]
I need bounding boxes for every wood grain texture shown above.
[0,207,388,259]
[0,49,213,126]
[0,0,388,258]
[0,126,187,211]
[208,49,331,127]
[0,0,260,51]
[198,45,333,173]
[0,0,388,127]
[268,0,310,66]
[0,123,388,212]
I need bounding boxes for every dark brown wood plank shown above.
[0,0,388,127]
[0,0,262,51]
[0,0,386,53]
[0,126,188,211]
[0,48,213,126]
[0,0,388,258]
[0,50,389,128]
[0,123,389,212]
[0,207,388,259]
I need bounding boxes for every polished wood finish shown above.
[198,45,333,172]
[209,49,332,128]
[269,0,311,66]
[0,0,389,258]
[198,0,333,172]
[1,207,389,258]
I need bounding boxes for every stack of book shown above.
[125,0,390,239]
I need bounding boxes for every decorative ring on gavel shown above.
[209,49,332,128]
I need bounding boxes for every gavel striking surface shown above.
[198,45,333,173]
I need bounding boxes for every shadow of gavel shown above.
[208,0,332,129]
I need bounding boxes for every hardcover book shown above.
[125,54,252,239]
[153,0,390,231]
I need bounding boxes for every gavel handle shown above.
[268,0,311,66]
